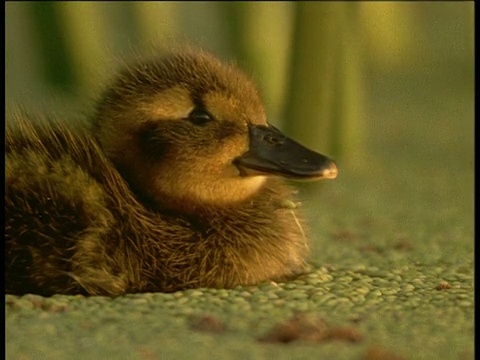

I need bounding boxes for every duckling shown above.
[5,49,338,296]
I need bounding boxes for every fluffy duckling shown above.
[5,49,338,296]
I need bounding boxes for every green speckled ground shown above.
[6,70,473,359]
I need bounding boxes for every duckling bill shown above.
[235,124,337,179]
[5,49,338,296]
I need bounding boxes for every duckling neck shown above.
[129,175,293,220]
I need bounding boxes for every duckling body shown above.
[5,49,337,296]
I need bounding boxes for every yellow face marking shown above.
[203,91,267,126]
[142,86,194,120]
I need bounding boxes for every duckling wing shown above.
[5,115,131,296]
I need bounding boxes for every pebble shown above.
[355,286,370,295]
[402,284,416,292]
[369,289,383,297]
[381,288,399,295]
[184,289,204,297]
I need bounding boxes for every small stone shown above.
[436,281,451,290]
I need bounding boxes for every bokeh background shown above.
[6,2,474,162]
[6,2,474,359]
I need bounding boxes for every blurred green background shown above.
[6,2,473,162]
[5,2,474,359]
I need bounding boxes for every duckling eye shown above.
[188,109,214,126]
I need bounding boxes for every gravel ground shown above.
[5,255,473,360]
[5,67,473,359]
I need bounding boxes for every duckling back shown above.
[6,114,130,295]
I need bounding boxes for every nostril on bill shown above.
[264,135,283,146]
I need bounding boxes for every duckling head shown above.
[93,49,337,213]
